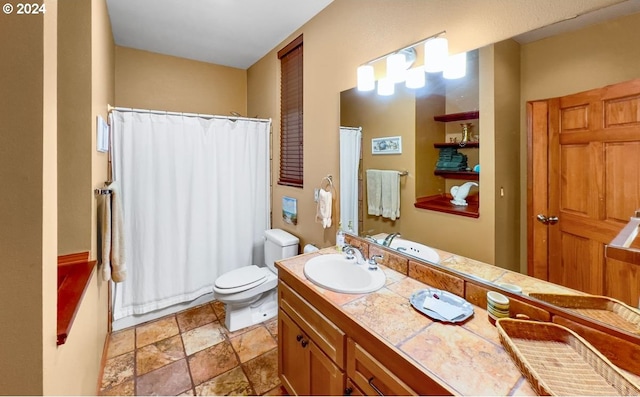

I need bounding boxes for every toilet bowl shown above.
[213,229,299,332]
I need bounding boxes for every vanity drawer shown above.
[347,339,417,396]
[279,282,346,367]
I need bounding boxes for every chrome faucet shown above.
[382,232,401,247]
[368,255,383,271]
[343,244,366,264]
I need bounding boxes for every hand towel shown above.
[315,188,332,228]
[99,192,112,281]
[380,170,400,220]
[366,169,382,216]
[109,181,127,282]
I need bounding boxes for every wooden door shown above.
[529,78,640,304]
[279,309,310,395]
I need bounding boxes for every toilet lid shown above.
[214,265,268,294]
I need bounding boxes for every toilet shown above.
[213,229,299,332]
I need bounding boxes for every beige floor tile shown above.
[101,351,134,391]
[242,348,279,395]
[107,328,135,359]
[99,379,135,396]
[176,303,216,332]
[136,334,185,375]
[211,300,226,320]
[136,316,180,348]
[136,359,192,396]
[230,326,277,363]
[182,321,225,355]
[262,384,288,396]
[264,318,278,340]
[195,366,254,396]
[178,389,195,396]
[188,340,239,385]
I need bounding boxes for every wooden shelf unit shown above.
[433,111,479,122]
[414,194,479,218]
[433,142,479,149]
[434,170,479,180]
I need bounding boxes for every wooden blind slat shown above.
[278,35,303,188]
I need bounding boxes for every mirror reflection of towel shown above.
[366,169,400,220]
[380,171,400,220]
[366,169,382,216]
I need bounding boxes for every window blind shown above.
[278,35,303,188]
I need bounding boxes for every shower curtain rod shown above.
[107,105,271,124]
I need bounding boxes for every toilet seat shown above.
[214,265,268,294]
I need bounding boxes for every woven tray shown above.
[496,318,640,396]
[529,293,640,334]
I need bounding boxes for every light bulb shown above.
[386,52,407,83]
[405,67,425,89]
[377,77,395,96]
[357,65,375,91]
[443,52,467,79]
[424,37,448,73]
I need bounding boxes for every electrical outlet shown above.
[314,188,320,202]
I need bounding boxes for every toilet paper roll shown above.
[303,244,319,253]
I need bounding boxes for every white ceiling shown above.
[106,0,333,69]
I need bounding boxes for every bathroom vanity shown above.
[276,235,640,396]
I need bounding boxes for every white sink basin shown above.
[303,254,386,294]
[388,238,440,263]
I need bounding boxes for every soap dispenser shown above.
[336,222,345,252]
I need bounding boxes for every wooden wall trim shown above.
[57,252,96,345]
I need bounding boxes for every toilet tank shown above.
[264,229,299,273]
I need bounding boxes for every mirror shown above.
[340,6,640,334]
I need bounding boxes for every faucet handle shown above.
[368,255,383,270]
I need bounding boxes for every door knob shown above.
[537,214,559,225]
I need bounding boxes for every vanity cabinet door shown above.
[309,341,345,395]
[279,308,346,395]
[279,309,310,395]
[347,339,417,396]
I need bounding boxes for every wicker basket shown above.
[529,293,640,334]
[496,318,640,396]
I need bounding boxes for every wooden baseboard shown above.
[96,329,111,395]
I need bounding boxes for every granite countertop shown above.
[278,248,538,396]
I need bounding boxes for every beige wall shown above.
[0,3,50,394]
[58,0,92,255]
[248,0,623,263]
[45,0,114,394]
[115,46,247,115]
[518,11,640,272]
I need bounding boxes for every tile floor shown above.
[99,300,286,396]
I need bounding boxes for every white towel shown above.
[101,181,127,282]
[109,181,127,282]
[315,188,332,228]
[99,192,112,281]
[366,169,382,216]
[380,170,400,220]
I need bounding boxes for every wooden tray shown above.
[496,318,640,396]
[529,293,640,334]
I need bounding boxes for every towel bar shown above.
[94,188,112,195]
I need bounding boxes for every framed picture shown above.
[372,136,402,155]
[282,196,298,225]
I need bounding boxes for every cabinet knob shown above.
[301,339,309,348]
[296,334,303,342]
[344,387,353,396]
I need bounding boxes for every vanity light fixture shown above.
[356,31,466,94]
[443,52,467,79]
[357,64,375,91]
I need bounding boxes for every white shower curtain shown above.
[110,111,270,320]
[339,126,362,234]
